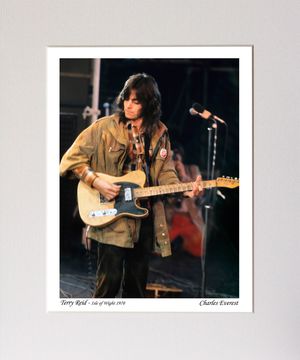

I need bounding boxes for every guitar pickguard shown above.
[113,182,146,216]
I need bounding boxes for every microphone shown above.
[189,103,225,124]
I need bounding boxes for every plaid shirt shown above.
[123,122,153,176]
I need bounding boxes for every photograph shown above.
[47,47,252,312]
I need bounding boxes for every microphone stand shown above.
[198,121,218,298]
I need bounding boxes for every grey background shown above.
[0,0,299,359]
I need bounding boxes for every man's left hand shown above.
[184,175,203,198]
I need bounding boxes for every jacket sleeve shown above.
[157,134,180,186]
[59,122,99,178]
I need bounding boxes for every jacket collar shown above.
[107,114,128,146]
[108,114,168,149]
[150,121,168,152]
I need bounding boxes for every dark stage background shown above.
[59,58,239,298]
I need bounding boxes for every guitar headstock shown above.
[216,176,240,188]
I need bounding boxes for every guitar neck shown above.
[134,180,218,199]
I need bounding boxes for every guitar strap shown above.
[144,133,152,187]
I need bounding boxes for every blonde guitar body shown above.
[77,170,239,228]
[77,170,148,227]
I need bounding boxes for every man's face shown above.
[123,90,143,121]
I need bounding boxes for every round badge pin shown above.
[160,148,168,159]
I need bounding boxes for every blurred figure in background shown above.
[166,146,205,257]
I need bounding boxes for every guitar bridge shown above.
[89,209,117,217]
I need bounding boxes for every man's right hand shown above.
[92,178,121,201]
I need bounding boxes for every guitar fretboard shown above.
[133,180,218,198]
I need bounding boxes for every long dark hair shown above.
[116,73,162,135]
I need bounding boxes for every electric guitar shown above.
[77,170,239,227]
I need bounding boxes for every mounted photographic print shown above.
[46,46,252,312]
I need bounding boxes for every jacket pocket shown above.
[107,140,126,164]
[106,218,128,233]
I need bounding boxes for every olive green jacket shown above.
[59,114,179,257]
